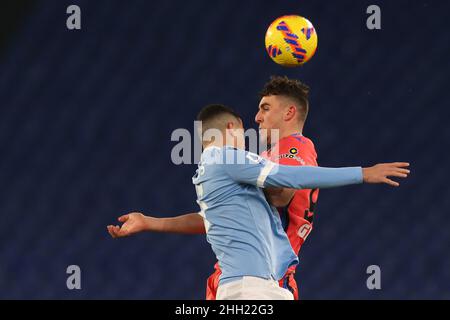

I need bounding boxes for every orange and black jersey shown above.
[262,133,319,270]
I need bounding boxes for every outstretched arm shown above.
[262,163,411,206]
[107,211,206,238]
[223,149,410,189]
[262,162,410,189]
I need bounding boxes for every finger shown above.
[388,167,410,175]
[384,178,400,187]
[111,226,122,238]
[121,225,130,235]
[116,225,130,237]
[383,166,410,174]
[118,215,129,223]
[386,171,408,178]
[107,226,117,238]
[390,162,410,168]
[110,226,120,237]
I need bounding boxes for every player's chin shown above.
[258,132,269,145]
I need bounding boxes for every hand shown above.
[362,162,410,187]
[107,212,151,238]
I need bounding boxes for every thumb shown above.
[118,214,129,223]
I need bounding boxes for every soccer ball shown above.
[265,15,318,67]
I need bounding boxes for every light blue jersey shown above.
[192,146,363,285]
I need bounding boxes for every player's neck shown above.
[203,141,239,150]
[279,125,303,140]
[204,141,222,150]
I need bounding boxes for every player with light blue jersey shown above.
[193,146,363,287]
[107,104,409,300]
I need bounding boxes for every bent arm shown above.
[144,212,206,234]
[107,211,206,238]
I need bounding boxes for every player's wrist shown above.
[143,216,163,232]
[362,167,368,183]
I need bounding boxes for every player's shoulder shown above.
[275,134,318,166]
[201,146,224,164]
[202,146,261,165]
[279,134,316,154]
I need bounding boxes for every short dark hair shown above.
[196,104,242,139]
[259,76,310,122]
[197,104,241,123]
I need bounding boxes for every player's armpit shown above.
[264,187,295,207]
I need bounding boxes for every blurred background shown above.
[0,0,449,299]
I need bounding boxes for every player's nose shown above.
[255,111,263,124]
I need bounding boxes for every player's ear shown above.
[284,105,297,121]
[225,122,236,142]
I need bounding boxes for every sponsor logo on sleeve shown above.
[277,147,305,164]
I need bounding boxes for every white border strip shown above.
[257,161,276,188]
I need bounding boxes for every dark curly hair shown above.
[259,76,310,122]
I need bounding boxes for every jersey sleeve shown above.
[263,164,363,189]
[223,147,363,189]
[222,148,275,187]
